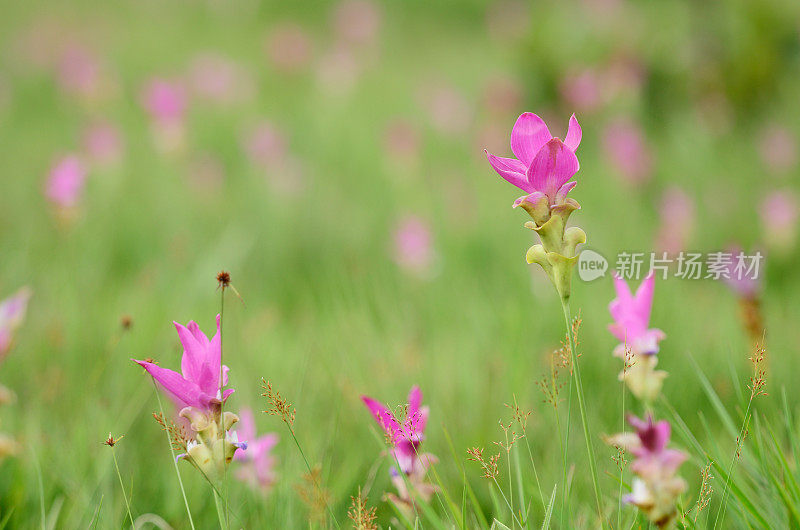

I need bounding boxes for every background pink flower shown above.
[45,155,87,209]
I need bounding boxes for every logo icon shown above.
[578,249,608,282]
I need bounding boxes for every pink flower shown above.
[485,112,582,209]
[625,415,687,479]
[188,53,253,105]
[422,85,472,135]
[361,386,429,475]
[332,0,382,47]
[135,315,232,412]
[560,68,604,114]
[45,155,87,208]
[760,191,798,250]
[608,272,665,357]
[234,408,278,492]
[0,287,31,361]
[83,121,123,166]
[758,125,797,175]
[655,187,695,254]
[722,246,762,299]
[266,24,313,74]
[141,79,186,126]
[392,217,435,275]
[383,120,420,163]
[56,44,103,98]
[243,122,288,168]
[602,118,653,185]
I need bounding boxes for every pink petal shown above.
[407,385,422,418]
[526,138,579,199]
[555,181,577,203]
[485,151,531,192]
[135,359,205,409]
[563,113,582,152]
[512,191,546,209]
[186,321,210,346]
[361,395,400,436]
[634,272,655,326]
[510,113,552,166]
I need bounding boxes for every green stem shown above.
[559,345,574,529]
[218,287,229,528]
[560,298,605,529]
[151,380,196,530]
[111,449,136,529]
[213,490,228,530]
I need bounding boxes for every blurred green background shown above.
[1,0,799,527]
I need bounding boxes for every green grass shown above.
[1,0,800,528]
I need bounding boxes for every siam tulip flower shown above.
[422,84,471,136]
[266,24,313,74]
[392,216,436,277]
[45,155,87,209]
[56,43,114,101]
[361,386,437,508]
[233,408,278,492]
[606,415,687,528]
[141,78,187,152]
[723,246,765,344]
[83,121,123,167]
[760,191,798,254]
[485,112,582,212]
[485,111,587,301]
[602,118,653,186]
[383,119,421,164]
[655,187,695,255]
[0,287,31,362]
[332,0,382,47]
[609,273,667,402]
[758,125,797,175]
[135,316,242,482]
[560,68,604,114]
[188,53,254,105]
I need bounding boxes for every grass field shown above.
[1,1,800,528]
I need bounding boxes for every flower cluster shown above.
[608,272,667,402]
[135,316,245,484]
[606,415,688,528]
[486,112,586,300]
[361,386,437,511]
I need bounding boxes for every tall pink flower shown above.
[141,78,186,126]
[485,112,582,209]
[602,118,653,185]
[723,246,763,300]
[362,386,429,476]
[392,217,435,276]
[760,191,798,252]
[234,408,278,492]
[0,287,31,361]
[608,272,665,357]
[135,315,232,412]
[45,155,87,208]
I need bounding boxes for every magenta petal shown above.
[510,113,552,166]
[634,272,655,325]
[186,321,211,346]
[222,388,235,401]
[136,359,203,409]
[361,395,400,437]
[555,181,577,203]
[407,386,422,418]
[527,138,579,199]
[563,114,582,153]
[176,321,206,383]
[485,151,531,192]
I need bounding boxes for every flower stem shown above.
[111,448,136,529]
[218,286,230,528]
[151,379,196,530]
[213,490,228,530]
[560,298,605,529]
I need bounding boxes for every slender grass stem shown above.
[151,379,196,530]
[560,298,605,529]
[213,490,228,530]
[490,477,524,528]
[218,285,230,528]
[711,396,754,529]
[110,448,135,529]
[521,436,545,510]
[286,426,341,529]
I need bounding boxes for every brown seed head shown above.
[217,270,231,289]
[104,433,124,447]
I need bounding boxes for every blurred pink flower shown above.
[45,155,87,208]
[244,122,288,168]
[266,24,313,74]
[83,121,123,166]
[393,217,435,275]
[56,44,103,98]
[141,78,186,126]
[655,187,695,254]
[481,76,523,117]
[0,287,31,361]
[134,315,233,412]
[760,190,798,252]
[421,85,472,135]
[758,125,797,175]
[234,408,278,492]
[383,120,420,163]
[332,0,382,47]
[603,118,653,185]
[485,112,582,209]
[560,68,604,114]
[189,53,254,105]
[722,246,762,300]
[362,386,429,475]
[608,272,665,358]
